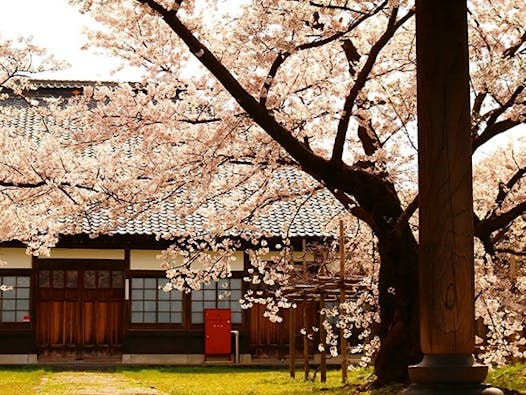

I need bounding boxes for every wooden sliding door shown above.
[36,261,125,359]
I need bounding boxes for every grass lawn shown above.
[488,364,526,394]
[0,364,523,395]
[0,366,47,394]
[119,366,404,395]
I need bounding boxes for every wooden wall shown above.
[249,301,319,358]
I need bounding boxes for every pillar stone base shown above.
[403,354,503,395]
[404,383,504,395]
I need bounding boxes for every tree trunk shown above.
[372,224,421,385]
[324,165,422,385]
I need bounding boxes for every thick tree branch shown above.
[473,118,523,152]
[331,7,414,163]
[475,202,526,240]
[494,247,526,257]
[472,91,487,118]
[328,184,384,235]
[393,195,418,236]
[485,85,523,126]
[473,85,524,152]
[357,123,380,156]
[341,38,361,76]
[495,166,526,207]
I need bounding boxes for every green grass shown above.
[487,363,526,393]
[0,366,47,395]
[0,364,523,395]
[119,366,389,395]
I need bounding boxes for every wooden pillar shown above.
[417,0,474,357]
[406,1,502,393]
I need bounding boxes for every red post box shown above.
[204,308,231,361]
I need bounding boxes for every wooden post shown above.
[339,220,347,384]
[320,292,327,383]
[303,293,310,381]
[289,307,296,379]
[288,244,296,379]
[302,239,310,381]
[405,1,502,394]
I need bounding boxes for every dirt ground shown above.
[35,372,167,395]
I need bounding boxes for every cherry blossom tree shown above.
[0,36,70,249]
[0,35,64,95]
[0,0,524,385]
[473,143,526,366]
[68,0,524,383]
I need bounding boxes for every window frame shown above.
[0,269,32,328]
[189,272,245,328]
[129,270,246,330]
[128,271,185,329]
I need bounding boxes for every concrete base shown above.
[404,355,503,395]
[121,354,252,365]
[404,383,504,395]
[409,355,487,384]
[0,354,38,364]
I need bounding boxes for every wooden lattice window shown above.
[0,276,30,323]
[130,277,183,324]
[191,278,242,324]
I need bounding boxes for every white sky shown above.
[0,0,138,81]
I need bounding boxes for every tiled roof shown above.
[28,79,118,89]
[1,85,344,240]
[101,185,341,239]
[68,172,343,239]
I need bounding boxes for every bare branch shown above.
[473,118,523,152]
[471,91,487,119]
[308,1,372,14]
[494,247,526,257]
[495,166,526,207]
[476,202,526,241]
[331,7,414,163]
[503,30,526,59]
[393,195,418,236]
[473,85,524,152]
[259,1,388,105]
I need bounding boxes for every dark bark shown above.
[326,163,421,384]
[374,225,421,385]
